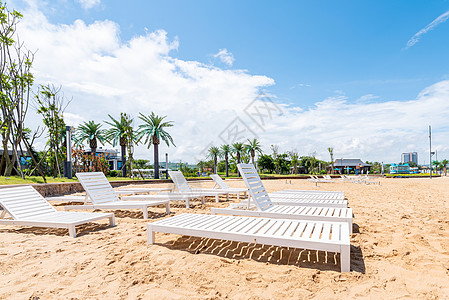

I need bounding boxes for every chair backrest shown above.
[76,172,120,204]
[210,174,229,189]
[0,186,56,220]
[168,170,192,193]
[237,163,273,211]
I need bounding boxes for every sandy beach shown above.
[1,177,448,299]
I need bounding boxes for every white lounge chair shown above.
[0,186,115,237]
[271,189,345,200]
[147,213,351,272]
[210,174,248,199]
[238,164,348,208]
[169,171,229,202]
[65,172,171,219]
[211,164,353,233]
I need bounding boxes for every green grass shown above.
[0,175,149,185]
[384,173,440,177]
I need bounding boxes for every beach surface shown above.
[1,176,448,299]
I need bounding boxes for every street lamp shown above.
[165,153,169,179]
[66,126,74,179]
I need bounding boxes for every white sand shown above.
[1,177,448,299]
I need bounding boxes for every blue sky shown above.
[9,0,449,164]
[36,0,449,105]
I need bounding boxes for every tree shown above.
[35,85,70,178]
[328,147,334,174]
[76,121,105,157]
[220,144,231,177]
[138,112,175,179]
[232,142,245,176]
[441,159,449,176]
[271,145,280,174]
[289,151,299,174]
[207,146,220,174]
[104,113,134,177]
[257,154,275,174]
[245,138,263,165]
[0,3,36,178]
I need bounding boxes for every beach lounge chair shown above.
[147,213,351,272]
[237,164,348,208]
[65,172,171,219]
[210,174,248,199]
[271,189,345,200]
[211,164,352,233]
[0,186,115,237]
[169,171,229,202]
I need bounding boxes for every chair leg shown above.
[237,193,240,200]
[215,194,219,202]
[109,215,116,227]
[147,224,155,244]
[226,193,229,201]
[143,207,149,219]
[68,225,76,238]
[202,196,205,205]
[165,202,170,214]
[186,198,190,209]
[340,244,351,272]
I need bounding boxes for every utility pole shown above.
[165,153,169,179]
[429,125,433,179]
[66,126,73,179]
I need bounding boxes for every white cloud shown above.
[405,9,449,49]
[14,4,449,165]
[77,0,101,10]
[212,48,235,66]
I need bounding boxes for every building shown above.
[401,152,418,165]
[84,147,121,171]
[333,159,372,174]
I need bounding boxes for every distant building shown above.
[401,152,418,164]
[84,147,121,170]
[334,159,372,174]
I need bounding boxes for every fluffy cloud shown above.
[15,4,449,164]
[77,0,101,10]
[212,49,235,66]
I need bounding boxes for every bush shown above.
[109,170,118,177]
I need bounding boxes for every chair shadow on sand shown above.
[161,234,366,273]
[0,222,112,238]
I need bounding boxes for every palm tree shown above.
[220,144,231,177]
[289,151,299,174]
[137,112,175,179]
[207,146,220,174]
[232,142,245,176]
[441,159,449,176]
[328,147,334,174]
[245,138,263,166]
[76,121,105,157]
[104,113,134,177]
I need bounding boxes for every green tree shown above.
[104,113,135,177]
[257,154,275,174]
[0,3,36,178]
[289,151,299,174]
[137,112,175,179]
[245,138,263,165]
[441,159,449,176]
[35,85,69,178]
[328,147,334,174]
[76,121,105,157]
[207,146,220,174]
[220,144,231,177]
[232,142,245,176]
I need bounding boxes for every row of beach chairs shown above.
[0,164,352,272]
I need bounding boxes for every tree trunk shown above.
[225,154,228,177]
[214,157,217,174]
[251,150,255,165]
[237,152,241,177]
[121,144,127,177]
[154,143,159,179]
